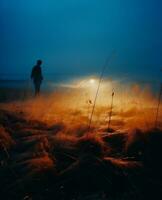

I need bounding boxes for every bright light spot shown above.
[89,79,95,84]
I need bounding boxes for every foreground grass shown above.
[0,109,162,200]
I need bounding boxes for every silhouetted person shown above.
[31,60,43,96]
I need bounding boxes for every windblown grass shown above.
[0,108,162,199]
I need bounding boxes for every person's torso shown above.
[32,66,42,80]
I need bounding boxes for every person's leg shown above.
[34,81,38,96]
[34,83,37,96]
[37,83,40,95]
[34,81,41,96]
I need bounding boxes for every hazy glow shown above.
[1,77,161,131]
[89,79,95,84]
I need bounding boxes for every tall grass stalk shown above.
[88,51,116,130]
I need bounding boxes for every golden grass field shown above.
[0,79,162,200]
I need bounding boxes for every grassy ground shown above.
[1,108,162,200]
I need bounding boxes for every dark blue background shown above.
[0,0,162,83]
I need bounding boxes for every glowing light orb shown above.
[89,79,95,84]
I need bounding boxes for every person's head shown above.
[37,59,42,66]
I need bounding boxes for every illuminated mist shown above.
[1,77,161,132]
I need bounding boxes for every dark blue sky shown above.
[0,0,162,81]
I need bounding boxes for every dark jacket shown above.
[31,65,43,82]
